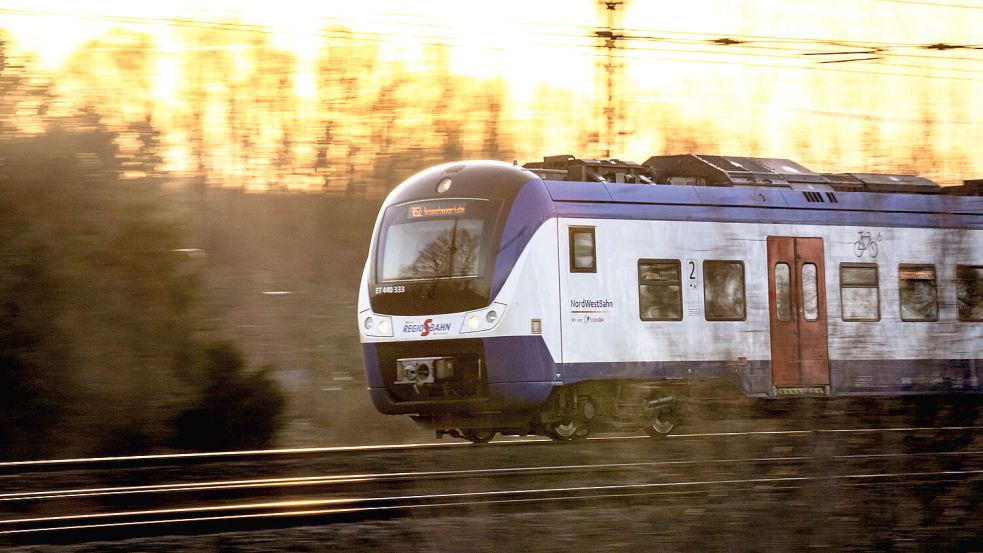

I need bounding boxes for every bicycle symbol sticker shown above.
[853,231,881,258]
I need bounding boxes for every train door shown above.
[766,237,830,392]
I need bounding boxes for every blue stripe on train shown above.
[830,358,983,395]
[481,336,983,396]
[552,200,982,230]
[364,335,981,398]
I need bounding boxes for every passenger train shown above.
[358,154,983,442]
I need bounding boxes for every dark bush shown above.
[171,342,286,451]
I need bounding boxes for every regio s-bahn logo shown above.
[402,318,453,337]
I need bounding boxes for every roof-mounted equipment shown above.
[822,173,940,195]
[523,153,973,196]
[642,154,833,191]
[523,155,654,184]
[942,179,983,196]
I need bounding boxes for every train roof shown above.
[538,177,982,218]
[523,154,982,197]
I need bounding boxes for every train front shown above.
[357,160,559,436]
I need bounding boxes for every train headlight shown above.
[460,303,506,334]
[359,311,393,337]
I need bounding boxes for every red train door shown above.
[766,237,830,392]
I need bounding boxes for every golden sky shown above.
[1,0,981,186]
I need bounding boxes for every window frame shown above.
[638,258,683,321]
[568,226,596,273]
[839,262,880,322]
[898,263,939,322]
[956,264,983,322]
[703,259,747,322]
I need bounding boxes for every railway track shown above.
[0,425,980,545]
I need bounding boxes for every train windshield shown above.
[377,199,500,283]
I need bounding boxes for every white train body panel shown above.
[555,219,981,366]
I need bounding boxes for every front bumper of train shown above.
[367,382,558,415]
[361,336,559,416]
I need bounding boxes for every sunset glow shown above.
[1,0,981,189]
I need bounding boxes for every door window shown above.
[801,263,819,321]
[774,263,791,322]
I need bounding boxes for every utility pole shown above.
[595,1,626,159]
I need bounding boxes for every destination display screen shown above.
[377,199,500,283]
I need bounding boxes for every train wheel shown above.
[548,419,589,441]
[462,429,496,444]
[642,408,676,438]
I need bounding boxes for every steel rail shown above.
[1,467,980,537]
[1,424,978,472]
[1,448,980,505]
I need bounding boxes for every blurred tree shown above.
[315,30,381,195]
[428,45,463,163]
[314,34,515,197]
[365,77,409,197]
[61,29,163,179]
[180,26,300,190]
[179,26,238,184]
[482,85,506,162]
[0,54,284,459]
[126,114,164,178]
[62,28,155,113]
[0,41,53,137]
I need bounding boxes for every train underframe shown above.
[418,380,681,443]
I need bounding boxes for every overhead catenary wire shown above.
[874,0,983,9]
[614,48,983,84]
[1,6,980,53]
[0,5,980,86]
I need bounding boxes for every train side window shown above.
[840,263,879,321]
[956,265,983,321]
[703,260,746,321]
[775,263,792,322]
[899,264,938,322]
[569,227,596,273]
[638,259,683,321]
